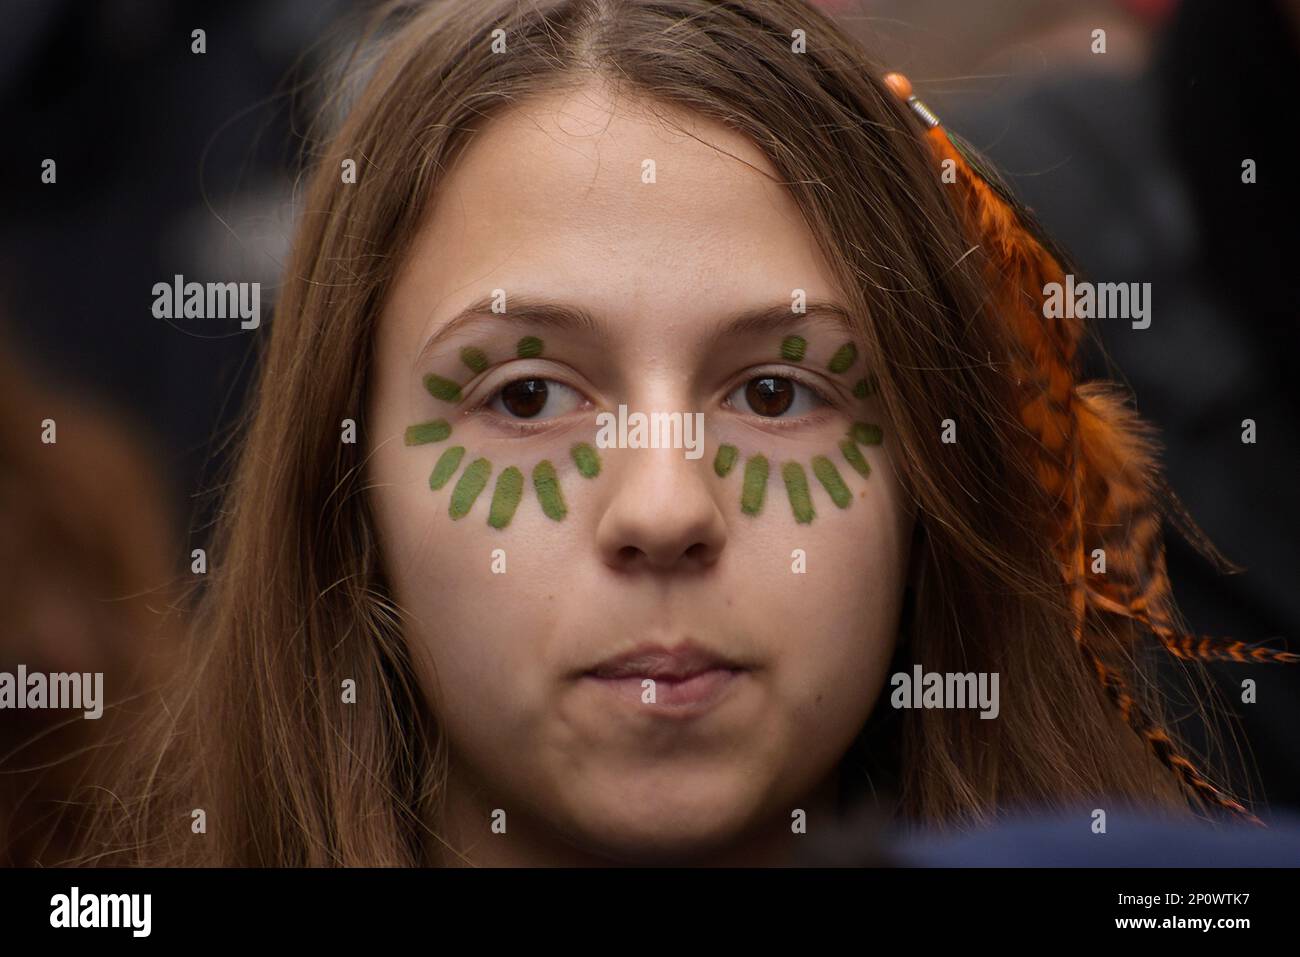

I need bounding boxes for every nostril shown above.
[612,541,712,569]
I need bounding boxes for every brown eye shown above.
[727,373,827,420]
[488,377,584,422]
[499,378,549,418]
[745,376,795,417]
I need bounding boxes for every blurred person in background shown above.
[0,336,180,865]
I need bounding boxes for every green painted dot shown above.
[780,335,807,362]
[533,460,567,521]
[714,444,738,477]
[429,446,466,489]
[460,346,488,374]
[812,456,852,508]
[449,457,491,519]
[828,342,858,374]
[850,421,883,446]
[741,455,768,516]
[487,466,524,529]
[516,336,544,359]
[840,438,870,477]
[571,442,601,478]
[852,374,877,399]
[423,373,462,402]
[404,419,451,445]
[782,461,815,524]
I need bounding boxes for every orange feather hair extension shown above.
[883,72,1296,825]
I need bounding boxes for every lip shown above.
[579,641,751,717]
[586,640,745,681]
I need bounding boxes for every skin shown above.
[367,79,915,866]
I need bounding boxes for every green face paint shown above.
[533,460,567,520]
[716,441,868,521]
[714,443,738,477]
[516,336,544,359]
[811,455,853,508]
[780,335,807,362]
[828,342,858,374]
[740,455,769,515]
[460,346,488,374]
[410,340,598,526]
[487,466,524,529]
[429,446,466,489]
[781,461,815,524]
[449,457,492,519]
[571,442,601,478]
[852,374,878,399]
[840,438,871,477]
[850,421,883,446]
[423,373,462,403]
[404,419,451,445]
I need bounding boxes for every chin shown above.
[556,775,769,864]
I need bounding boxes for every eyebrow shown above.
[413,294,858,366]
[704,300,857,344]
[414,294,605,368]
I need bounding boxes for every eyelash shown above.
[462,370,590,434]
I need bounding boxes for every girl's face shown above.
[368,81,914,865]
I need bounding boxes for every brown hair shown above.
[70,0,1238,866]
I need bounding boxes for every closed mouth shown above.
[584,641,746,681]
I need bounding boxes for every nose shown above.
[595,444,728,572]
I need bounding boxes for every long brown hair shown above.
[72,0,1239,866]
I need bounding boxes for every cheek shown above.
[730,482,909,740]
[367,432,594,741]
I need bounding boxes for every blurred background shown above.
[0,0,1296,864]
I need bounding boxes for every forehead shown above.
[396,80,840,328]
